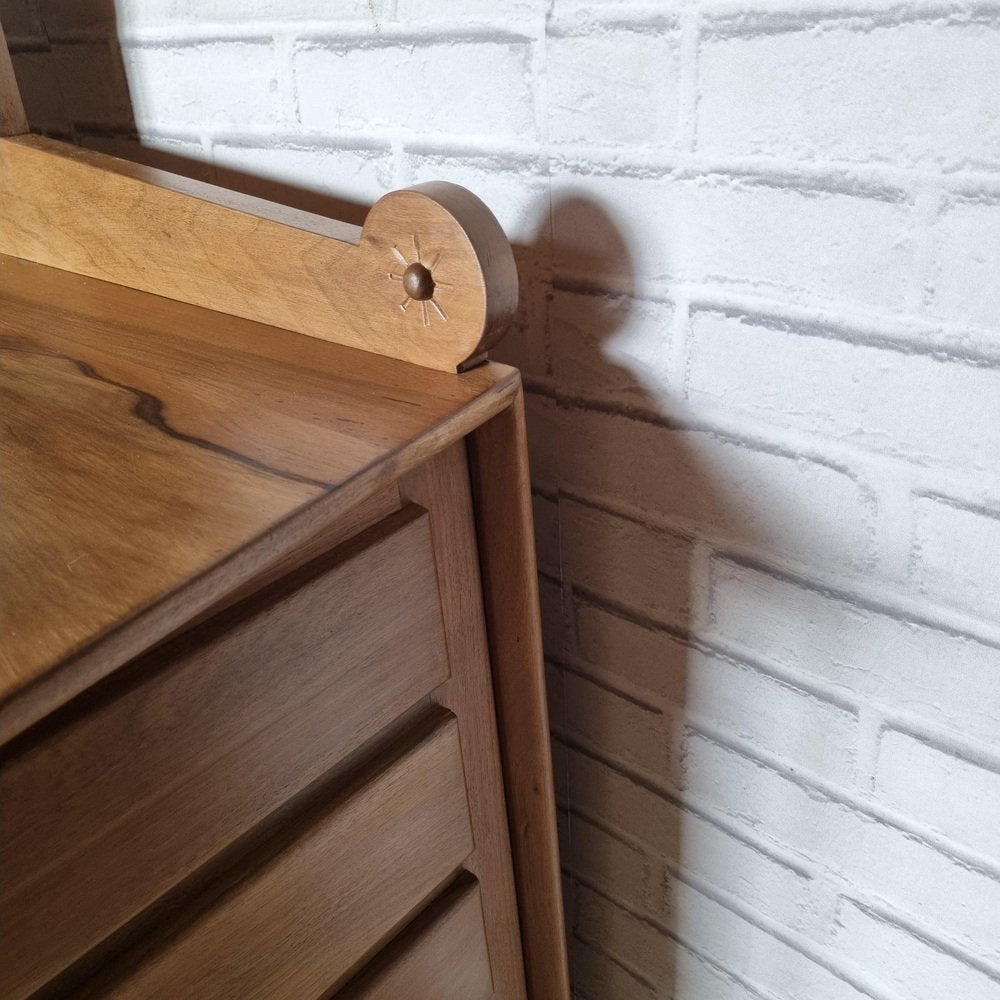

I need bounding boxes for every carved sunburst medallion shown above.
[387,235,453,327]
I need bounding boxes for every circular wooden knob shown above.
[362,182,518,369]
[402,262,434,301]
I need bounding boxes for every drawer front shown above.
[338,879,493,1000]
[1,505,447,999]
[94,716,473,999]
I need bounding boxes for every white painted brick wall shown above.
[931,197,1000,330]
[551,407,880,574]
[680,179,919,313]
[124,42,284,130]
[561,499,693,628]
[830,899,1000,1000]
[212,140,395,207]
[686,311,1000,480]
[708,557,1000,744]
[684,732,1000,967]
[546,25,682,146]
[7,0,1000,996]
[294,38,537,140]
[697,18,1000,169]
[550,289,675,402]
[909,494,1000,620]
[875,729,1000,857]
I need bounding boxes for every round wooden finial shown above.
[362,182,519,370]
[402,261,434,301]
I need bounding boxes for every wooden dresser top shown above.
[0,253,519,737]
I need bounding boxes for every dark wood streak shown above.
[0,338,333,490]
[0,251,521,742]
[0,340,323,696]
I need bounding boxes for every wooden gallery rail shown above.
[0,24,570,1000]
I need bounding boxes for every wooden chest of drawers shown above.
[0,27,568,999]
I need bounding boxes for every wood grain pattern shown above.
[0,340,321,693]
[469,390,572,1000]
[189,483,402,626]
[401,443,528,1000]
[0,21,26,136]
[88,716,473,999]
[0,507,447,1000]
[0,113,567,1000]
[0,135,517,371]
[338,878,493,1000]
[0,253,520,742]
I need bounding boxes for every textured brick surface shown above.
[698,18,1000,169]
[550,289,674,404]
[561,499,693,629]
[570,751,818,933]
[0,0,45,40]
[931,197,1000,332]
[8,0,999,996]
[708,557,1000,744]
[212,141,395,206]
[551,406,879,574]
[687,311,1000,480]
[547,26,681,146]
[684,732,1000,966]
[876,729,1000,858]
[294,39,536,139]
[8,50,68,134]
[831,899,1000,1000]
[117,0,382,23]
[679,179,918,312]
[572,600,859,785]
[910,494,1000,620]
[123,42,283,129]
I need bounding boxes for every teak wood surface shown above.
[0,253,520,741]
[0,135,517,371]
[88,717,474,999]
[470,400,573,1000]
[401,444,528,999]
[1,508,448,999]
[338,879,493,1000]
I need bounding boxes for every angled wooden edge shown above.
[0,19,28,136]
[0,135,518,371]
[0,364,522,747]
[467,387,572,1000]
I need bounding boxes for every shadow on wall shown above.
[508,195,857,995]
[508,189,876,1000]
[3,8,863,998]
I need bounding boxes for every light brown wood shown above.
[401,443,529,1000]
[189,483,402,626]
[0,20,26,136]
[0,338,321,692]
[0,135,517,371]
[0,253,520,743]
[0,507,449,1000]
[85,715,473,999]
[338,878,493,1000]
[468,390,572,1000]
[0,130,571,999]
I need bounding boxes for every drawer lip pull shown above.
[80,714,474,1000]
[335,873,494,1000]
[1,504,450,1000]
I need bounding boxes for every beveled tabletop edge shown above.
[1,373,520,747]
[0,254,522,746]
